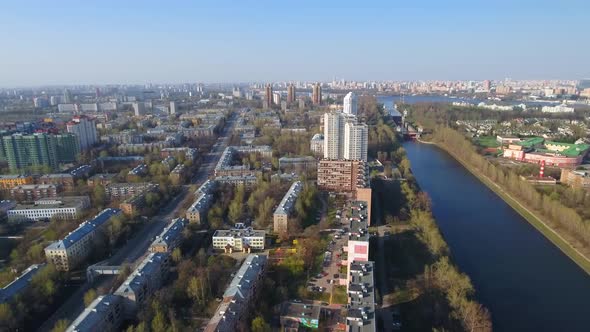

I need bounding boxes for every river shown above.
[403,141,590,332]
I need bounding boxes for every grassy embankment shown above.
[426,139,590,275]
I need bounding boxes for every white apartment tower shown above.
[66,116,98,150]
[323,112,368,161]
[344,121,368,161]
[343,92,358,115]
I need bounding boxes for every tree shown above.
[251,316,271,332]
[51,319,70,332]
[172,248,182,263]
[92,184,107,208]
[83,288,98,307]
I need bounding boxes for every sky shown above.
[1,0,589,86]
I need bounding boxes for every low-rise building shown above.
[10,184,58,202]
[273,181,303,236]
[212,227,265,253]
[8,196,90,222]
[278,156,317,173]
[44,208,122,271]
[215,175,259,187]
[205,254,267,332]
[65,294,123,332]
[105,183,156,201]
[280,301,321,331]
[0,175,33,190]
[0,264,45,304]
[87,173,117,187]
[114,252,170,318]
[310,133,324,156]
[186,193,214,224]
[38,174,75,191]
[346,261,376,332]
[150,218,186,253]
[561,168,590,188]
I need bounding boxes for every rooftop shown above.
[213,227,265,239]
[65,295,121,332]
[45,208,121,250]
[151,218,186,249]
[274,181,303,216]
[0,264,45,304]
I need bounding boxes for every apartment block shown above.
[44,208,122,271]
[10,184,58,202]
[150,218,186,253]
[114,252,170,318]
[273,181,303,236]
[317,159,368,193]
[205,254,267,332]
[65,295,123,332]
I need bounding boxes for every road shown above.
[38,115,237,331]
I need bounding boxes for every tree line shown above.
[431,125,590,254]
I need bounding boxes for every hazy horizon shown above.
[1,0,589,87]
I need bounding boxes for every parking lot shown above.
[307,206,350,303]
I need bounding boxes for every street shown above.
[37,115,237,331]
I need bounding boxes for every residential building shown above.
[44,208,122,271]
[317,159,368,193]
[105,183,156,201]
[278,156,317,173]
[542,104,575,113]
[212,227,265,253]
[38,173,75,191]
[205,254,267,332]
[312,83,322,105]
[560,168,590,188]
[66,116,98,150]
[287,84,296,104]
[7,196,90,222]
[10,184,58,202]
[114,252,170,318]
[323,112,367,161]
[65,295,123,332]
[264,84,273,109]
[87,173,117,187]
[346,261,376,332]
[273,181,303,235]
[343,91,358,115]
[186,193,214,224]
[280,301,321,331]
[0,175,33,190]
[1,133,59,171]
[0,264,45,304]
[150,218,186,253]
[343,121,368,161]
[310,133,324,156]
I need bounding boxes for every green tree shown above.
[92,184,107,208]
[251,316,271,332]
[51,319,70,332]
[83,288,98,307]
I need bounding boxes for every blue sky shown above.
[1,0,588,86]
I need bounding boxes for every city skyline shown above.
[1,0,589,86]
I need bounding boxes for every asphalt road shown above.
[37,116,237,331]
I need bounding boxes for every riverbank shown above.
[418,138,590,275]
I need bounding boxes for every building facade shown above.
[44,208,121,271]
